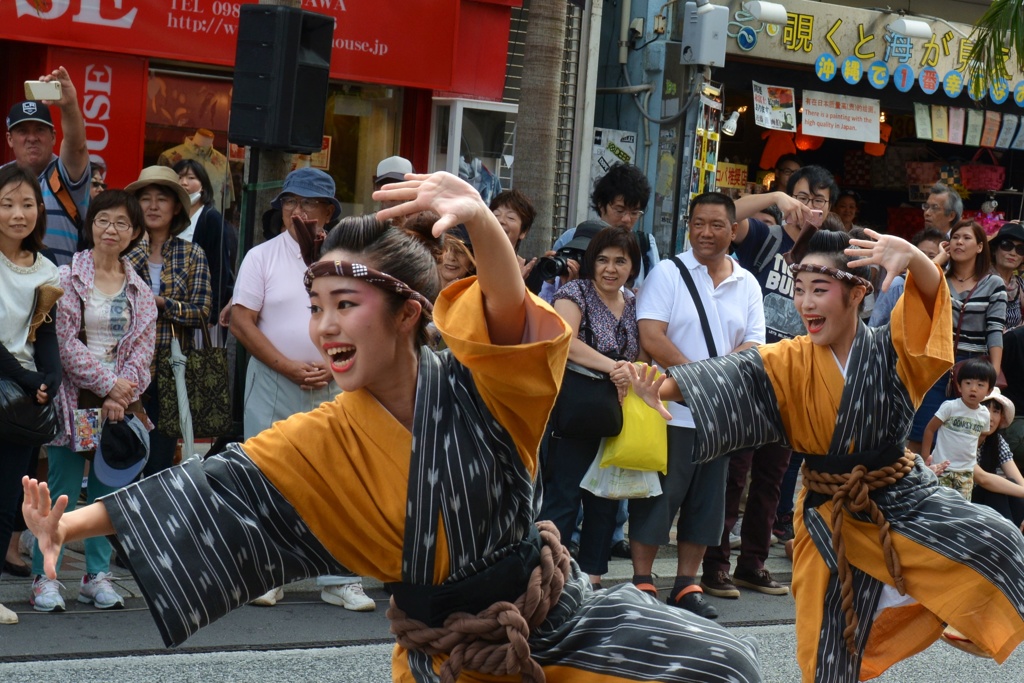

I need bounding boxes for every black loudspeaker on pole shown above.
[228,5,334,154]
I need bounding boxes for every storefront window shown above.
[431,98,517,204]
[144,72,403,222]
[144,70,240,221]
[322,83,402,216]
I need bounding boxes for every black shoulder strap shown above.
[752,223,784,273]
[635,229,652,277]
[671,256,718,358]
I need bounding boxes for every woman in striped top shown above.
[909,220,1006,451]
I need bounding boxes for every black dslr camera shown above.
[535,220,607,280]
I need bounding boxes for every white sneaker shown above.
[320,583,376,611]
[78,573,125,610]
[30,576,66,612]
[250,586,284,607]
[18,530,34,559]
[0,603,17,624]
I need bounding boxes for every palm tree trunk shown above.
[516,0,568,259]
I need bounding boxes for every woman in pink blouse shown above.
[28,190,157,614]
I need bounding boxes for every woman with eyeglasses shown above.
[28,190,157,615]
[124,166,212,476]
[908,220,1007,453]
[990,221,1024,330]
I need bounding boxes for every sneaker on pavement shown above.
[30,576,66,612]
[667,586,718,620]
[250,586,284,607]
[0,602,17,624]
[78,572,125,610]
[700,571,740,599]
[18,530,34,559]
[773,515,795,543]
[609,539,631,559]
[733,567,790,595]
[321,583,376,611]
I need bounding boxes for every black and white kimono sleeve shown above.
[100,446,348,647]
[667,347,788,464]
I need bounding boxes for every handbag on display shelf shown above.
[157,309,233,439]
[0,377,60,447]
[960,149,1006,191]
[905,161,941,186]
[551,289,624,440]
[938,163,962,189]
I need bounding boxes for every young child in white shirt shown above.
[921,357,996,499]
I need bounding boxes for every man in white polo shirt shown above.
[230,167,374,612]
[629,192,765,620]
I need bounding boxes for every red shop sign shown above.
[2,1,465,92]
[47,47,148,190]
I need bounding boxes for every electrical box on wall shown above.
[679,2,729,67]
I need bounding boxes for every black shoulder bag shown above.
[551,288,624,439]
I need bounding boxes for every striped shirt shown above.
[950,272,1006,354]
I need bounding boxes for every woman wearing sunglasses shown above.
[991,221,1024,330]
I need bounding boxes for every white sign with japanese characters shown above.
[801,90,880,143]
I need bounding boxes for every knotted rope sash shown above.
[801,452,916,654]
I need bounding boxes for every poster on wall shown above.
[716,162,749,189]
[752,82,796,131]
[949,108,966,145]
[981,112,1002,148]
[931,106,949,143]
[688,81,723,204]
[965,110,984,147]
[801,91,879,143]
[589,128,638,221]
[913,103,932,140]
[996,115,1018,149]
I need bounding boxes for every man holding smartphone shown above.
[5,66,90,266]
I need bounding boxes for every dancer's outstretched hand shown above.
[374,172,488,237]
[627,363,673,420]
[22,477,67,580]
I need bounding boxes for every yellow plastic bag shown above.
[599,388,668,474]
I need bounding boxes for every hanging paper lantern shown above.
[795,124,824,151]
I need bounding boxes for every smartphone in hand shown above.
[24,80,61,101]
[808,209,824,227]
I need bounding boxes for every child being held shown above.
[921,357,996,499]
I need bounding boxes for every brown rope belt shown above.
[801,452,916,654]
[387,520,572,683]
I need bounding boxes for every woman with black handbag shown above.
[27,190,157,615]
[0,165,63,625]
[541,226,646,589]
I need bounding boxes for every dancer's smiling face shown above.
[307,249,422,393]
[793,255,864,348]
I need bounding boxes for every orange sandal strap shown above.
[670,585,704,602]
[634,582,658,596]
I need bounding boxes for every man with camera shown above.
[539,163,658,302]
[5,67,91,267]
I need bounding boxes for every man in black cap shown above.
[4,66,90,266]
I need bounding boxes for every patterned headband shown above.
[303,260,434,314]
[788,262,874,294]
